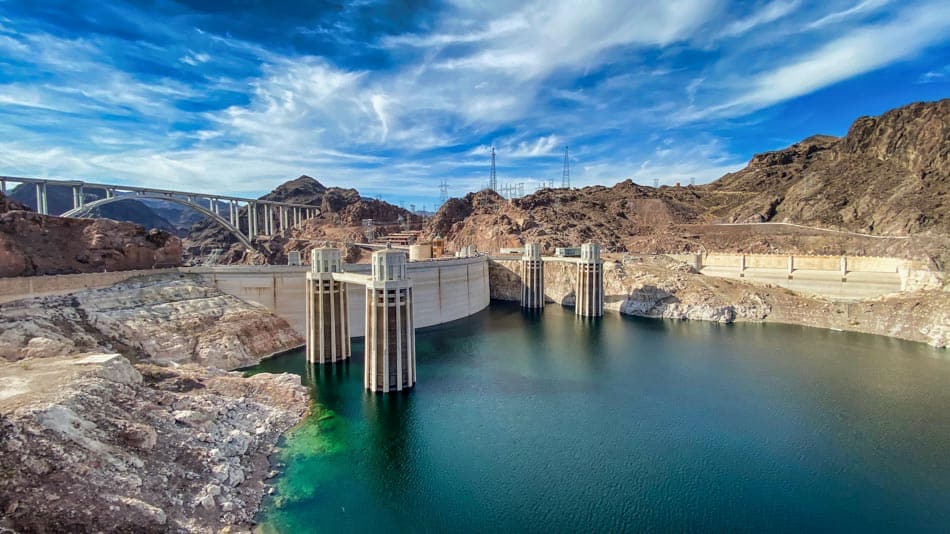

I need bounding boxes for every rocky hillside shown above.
[706,99,948,234]
[423,99,948,260]
[0,207,182,277]
[0,353,307,532]
[184,175,415,264]
[0,273,304,369]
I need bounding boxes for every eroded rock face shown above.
[0,210,182,277]
[488,258,949,347]
[0,274,304,368]
[0,353,308,533]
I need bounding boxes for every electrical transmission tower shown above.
[652,178,659,188]
[489,147,497,192]
[439,180,448,205]
[561,146,570,188]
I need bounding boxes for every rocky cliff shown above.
[0,209,182,277]
[707,99,948,235]
[0,273,304,369]
[489,257,948,348]
[0,353,308,532]
[184,175,414,264]
[425,99,948,262]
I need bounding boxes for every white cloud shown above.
[804,0,892,30]
[677,1,950,121]
[719,0,800,38]
[916,65,949,83]
[180,51,211,66]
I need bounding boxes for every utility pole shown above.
[489,147,497,192]
[561,146,571,189]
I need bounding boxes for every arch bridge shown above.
[1,176,321,250]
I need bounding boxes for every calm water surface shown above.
[247,302,950,532]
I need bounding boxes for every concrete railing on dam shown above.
[185,255,490,335]
[665,252,930,298]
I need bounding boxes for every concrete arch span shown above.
[62,194,255,250]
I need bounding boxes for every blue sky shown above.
[0,0,947,208]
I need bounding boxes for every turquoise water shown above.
[247,302,950,532]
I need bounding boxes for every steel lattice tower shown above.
[561,146,570,188]
[489,147,497,192]
[439,180,448,204]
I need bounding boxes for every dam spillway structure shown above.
[305,248,350,364]
[521,243,545,309]
[575,242,604,317]
[365,248,417,393]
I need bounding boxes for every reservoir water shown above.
[247,302,950,532]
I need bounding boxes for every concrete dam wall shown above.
[187,255,490,336]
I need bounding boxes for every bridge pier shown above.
[34,183,48,215]
[249,202,258,239]
[521,243,544,309]
[575,242,603,317]
[306,248,350,364]
[365,248,416,393]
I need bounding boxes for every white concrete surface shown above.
[186,255,490,337]
[700,266,902,299]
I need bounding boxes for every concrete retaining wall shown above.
[0,269,176,304]
[692,253,911,274]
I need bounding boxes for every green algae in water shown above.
[246,303,950,532]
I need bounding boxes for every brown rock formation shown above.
[423,99,949,265]
[0,210,182,277]
[707,99,948,235]
[0,191,30,213]
[184,175,414,264]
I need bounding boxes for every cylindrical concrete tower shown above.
[521,243,544,309]
[306,248,350,364]
[575,242,603,317]
[365,248,416,393]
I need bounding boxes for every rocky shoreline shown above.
[0,354,308,532]
[0,273,310,532]
[489,257,948,348]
